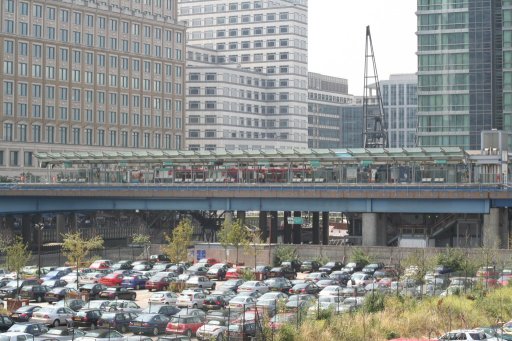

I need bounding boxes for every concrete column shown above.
[292,211,302,244]
[501,208,510,249]
[270,211,278,244]
[362,212,380,246]
[322,212,329,245]
[483,208,508,249]
[259,211,268,241]
[21,214,32,246]
[56,214,66,241]
[283,211,292,244]
[224,211,233,224]
[312,212,320,245]
[236,211,246,226]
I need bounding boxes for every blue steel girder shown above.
[0,196,491,214]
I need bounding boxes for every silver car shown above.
[30,306,75,327]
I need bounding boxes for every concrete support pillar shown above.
[270,211,278,244]
[312,212,320,245]
[224,211,233,225]
[362,212,382,246]
[483,208,509,249]
[68,213,76,231]
[322,212,329,245]
[56,214,66,241]
[236,211,246,226]
[292,211,302,244]
[283,211,292,244]
[259,211,268,241]
[21,214,32,246]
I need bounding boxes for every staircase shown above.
[430,214,458,238]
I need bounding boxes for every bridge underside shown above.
[0,196,493,214]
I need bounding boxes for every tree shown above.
[218,219,252,265]
[132,233,151,260]
[162,219,194,264]
[273,245,298,267]
[61,232,104,289]
[350,248,372,267]
[4,237,31,296]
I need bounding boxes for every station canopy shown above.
[35,147,468,167]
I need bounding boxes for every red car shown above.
[146,274,174,292]
[225,268,245,280]
[165,315,203,337]
[198,258,219,266]
[98,273,124,287]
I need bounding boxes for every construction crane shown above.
[363,25,388,149]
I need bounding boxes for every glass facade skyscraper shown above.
[417,0,506,150]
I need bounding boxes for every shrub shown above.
[273,245,298,267]
[350,248,372,267]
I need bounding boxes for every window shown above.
[9,151,18,166]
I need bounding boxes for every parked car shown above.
[176,292,206,309]
[41,279,68,289]
[227,321,258,340]
[165,315,204,337]
[131,261,153,272]
[269,312,297,331]
[438,329,499,340]
[106,300,142,313]
[111,261,133,271]
[19,285,50,303]
[196,320,227,341]
[256,292,288,317]
[198,258,220,267]
[300,261,321,273]
[225,268,245,280]
[280,260,302,273]
[10,305,42,323]
[142,305,180,318]
[98,273,125,287]
[0,315,14,331]
[318,285,344,297]
[362,263,385,275]
[36,327,86,341]
[146,274,175,292]
[7,322,48,336]
[185,276,215,290]
[67,309,103,329]
[285,294,316,311]
[228,296,256,311]
[89,260,113,270]
[206,264,228,281]
[253,265,272,280]
[98,287,136,300]
[203,294,229,310]
[97,312,137,333]
[148,292,179,305]
[263,277,293,293]
[0,332,34,341]
[0,279,39,299]
[121,275,149,290]
[221,279,245,292]
[319,262,344,274]
[80,300,110,311]
[74,329,125,341]
[54,298,86,312]
[41,271,68,282]
[289,282,320,295]
[268,267,296,280]
[341,262,365,274]
[305,272,330,283]
[44,287,79,303]
[129,313,169,336]
[238,281,269,294]
[78,283,107,299]
[30,306,75,327]
[185,265,208,277]
[348,272,374,287]
[150,255,170,263]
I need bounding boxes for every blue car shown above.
[121,274,149,290]
[41,270,66,281]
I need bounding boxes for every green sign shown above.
[361,160,374,166]
[163,161,173,166]
[64,161,72,168]
[310,160,321,168]
[435,160,447,165]
[258,160,270,167]
[293,217,303,224]
[118,161,128,167]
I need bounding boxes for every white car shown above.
[30,306,76,327]
[148,291,178,305]
[305,272,329,282]
[439,329,498,341]
[228,296,256,310]
[318,285,344,297]
[61,273,81,284]
[348,272,373,287]
[196,320,227,340]
[0,332,34,341]
[79,272,105,284]
[185,276,215,289]
[75,329,126,341]
[308,295,343,315]
[237,281,269,294]
[176,292,206,309]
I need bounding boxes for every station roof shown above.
[35,147,467,166]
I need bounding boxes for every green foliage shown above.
[363,291,386,313]
[436,248,465,272]
[162,219,194,264]
[217,219,252,264]
[241,267,255,281]
[4,237,31,279]
[132,234,150,245]
[276,323,298,341]
[350,248,372,267]
[273,245,298,267]
[313,255,330,266]
[62,232,104,267]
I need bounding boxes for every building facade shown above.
[0,0,186,177]
[380,74,417,148]
[416,0,506,150]
[179,0,309,150]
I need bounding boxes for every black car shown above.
[97,312,138,333]
[329,271,351,286]
[318,262,344,274]
[111,260,133,271]
[228,321,258,340]
[142,305,180,317]
[19,285,50,303]
[0,279,39,299]
[341,262,365,274]
[253,265,272,280]
[7,322,48,336]
[98,287,137,300]
[0,315,14,331]
[264,277,293,293]
[362,263,385,275]
[300,261,321,273]
[203,294,228,310]
[79,284,108,299]
[10,305,42,322]
[280,260,302,273]
[150,255,170,263]
[220,279,245,292]
[68,309,103,329]
[129,313,169,336]
[268,267,296,280]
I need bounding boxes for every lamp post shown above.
[34,223,45,279]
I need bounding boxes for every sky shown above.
[308,1,418,96]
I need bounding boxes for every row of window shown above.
[187,101,297,115]
[2,104,182,127]
[0,150,33,167]
[188,116,290,128]
[2,21,183,58]
[2,123,182,149]
[188,87,295,100]
[188,129,291,140]
[382,84,418,106]
[4,0,181,41]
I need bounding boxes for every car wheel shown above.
[121,325,127,333]
[53,319,60,327]
[152,327,159,336]
[185,329,192,337]
[193,303,198,309]
[90,323,96,330]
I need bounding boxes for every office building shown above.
[381,74,417,148]
[179,0,309,150]
[416,0,506,149]
[0,0,186,177]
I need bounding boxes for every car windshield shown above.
[100,313,117,320]
[46,329,67,335]
[169,317,187,324]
